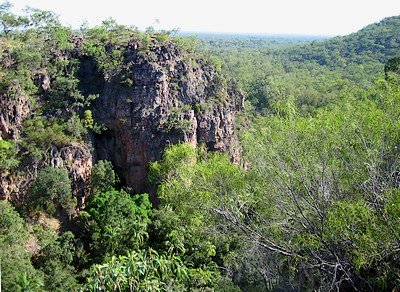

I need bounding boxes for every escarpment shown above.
[0,35,243,204]
[92,40,244,193]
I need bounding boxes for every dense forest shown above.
[1,1,400,291]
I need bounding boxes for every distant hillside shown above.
[286,15,400,67]
[192,33,326,50]
[197,15,400,114]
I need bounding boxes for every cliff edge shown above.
[91,38,243,192]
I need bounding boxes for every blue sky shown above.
[7,0,400,36]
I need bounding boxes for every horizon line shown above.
[176,30,335,38]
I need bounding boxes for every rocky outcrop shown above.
[0,83,32,139]
[0,143,92,206]
[93,40,243,193]
[0,83,33,200]
[0,36,243,205]
[0,75,92,205]
[49,144,92,209]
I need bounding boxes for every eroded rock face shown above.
[94,41,243,193]
[0,84,32,139]
[0,84,34,201]
[0,78,92,205]
[0,37,243,205]
[49,144,92,209]
[0,143,92,206]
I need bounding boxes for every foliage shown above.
[32,229,84,291]
[0,138,19,170]
[83,248,238,291]
[385,56,400,75]
[199,16,400,114]
[235,77,400,289]
[83,249,189,291]
[146,66,400,290]
[84,189,152,260]
[150,144,247,287]
[173,36,201,53]
[45,74,86,112]
[90,160,117,195]
[21,117,70,160]
[82,19,133,81]
[286,16,400,66]
[82,109,94,129]
[29,166,76,216]
[0,201,44,291]
[65,112,88,141]
[0,1,28,36]
[163,104,193,133]
[1,5,400,291]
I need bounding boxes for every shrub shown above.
[91,160,117,195]
[29,166,75,216]
[0,201,44,291]
[0,139,19,170]
[85,189,152,259]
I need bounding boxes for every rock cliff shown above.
[0,35,243,204]
[0,80,92,204]
[92,40,243,193]
[0,83,32,140]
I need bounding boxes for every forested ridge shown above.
[200,15,400,114]
[1,2,400,291]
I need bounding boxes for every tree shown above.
[235,84,400,289]
[83,249,189,291]
[0,139,19,171]
[83,248,238,291]
[385,56,400,75]
[0,1,28,36]
[385,56,400,83]
[150,144,247,288]
[32,229,84,291]
[84,189,151,261]
[29,166,76,217]
[24,6,60,33]
[90,160,117,195]
[0,201,44,291]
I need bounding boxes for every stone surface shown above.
[0,143,92,207]
[0,37,243,206]
[49,144,93,209]
[0,83,32,139]
[93,40,243,193]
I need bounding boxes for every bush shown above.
[32,229,84,291]
[65,113,87,140]
[85,189,152,260]
[91,160,117,195]
[0,139,19,170]
[23,117,71,160]
[29,166,75,216]
[0,201,44,291]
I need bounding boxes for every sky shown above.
[7,0,400,36]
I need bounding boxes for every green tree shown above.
[150,144,247,288]
[84,189,151,260]
[32,229,84,291]
[83,249,189,291]
[235,80,400,289]
[90,160,117,195]
[29,166,76,217]
[0,1,28,36]
[0,139,19,171]
[22,117,71,160]
[83,248,238,291]
[0,201,44,291]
